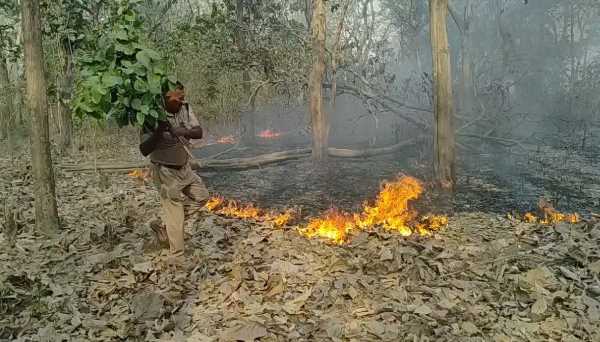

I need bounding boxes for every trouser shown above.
[151,162,209,255]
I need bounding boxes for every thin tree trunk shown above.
[22,0,60,234]
[309,0,328,161]
[429,0,456,190]
[569,0,575,117]
[460,33,474,113]
[58,40,74,151]
[331,0,352,109]
[304,0,313,29]
[0,57,11,140]
[236,0,255,145]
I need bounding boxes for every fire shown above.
[201,176,447,245]
[300,175,448,244]
[520,211,580,225]
[128,168,151,183]
[217,135,237,144]
[355,176,423,235]
[257,129,283,139]
[301,210,355,245]
[204,196,294,227]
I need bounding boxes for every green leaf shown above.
[102,75,123,87]
[134,79,148,92]
[136,111,145,125]
[136,50,152,69]
[131,98,142,110]
[115,43,135,55]
[140,105,150,114]
[148,74,162,95]
[167,74,178,83]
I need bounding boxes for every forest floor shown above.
[1,141,600,342]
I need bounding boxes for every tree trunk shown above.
[429,0,456,190]
[309,0,328,161]
[459,32,475,113]
[304,0,313,29]
[22,0,60,234]
[58,40,74,151]
[235,0,255,146]
[568,0,575,117]
[331,0,352,109]
[0,57,11,140]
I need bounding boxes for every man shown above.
[140,84,209,257]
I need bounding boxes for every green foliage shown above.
[0,0,21,62]
[72,0,177,128]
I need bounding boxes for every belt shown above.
[152,162,184,170]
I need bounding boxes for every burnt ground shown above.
[194,136,600,219]
[1,134,600,341]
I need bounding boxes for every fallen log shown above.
[194,148,311,170]
[60,148,312,172]
[328,138,417,158]
[60,139,417,172]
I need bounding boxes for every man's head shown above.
[164,86,185,114]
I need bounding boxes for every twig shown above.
[205,142,241,160]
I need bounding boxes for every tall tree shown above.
[236,0,255,145]
[0,57,11,140]
[429,0,455,189]
[22,0,60,234]
[449,1,475,114]
[309,0,327,161]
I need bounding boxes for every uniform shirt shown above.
[141,103,200,167]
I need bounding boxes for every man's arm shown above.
[139,121,169,156]
[170,104,203,139]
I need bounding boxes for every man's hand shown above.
[156,120,170,133]
[170,127,189,137]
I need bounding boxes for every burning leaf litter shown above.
[256,129,284,139]
[216,135,237,144]
[3,152,598,341]
[300,175,448,244]
[127,168,151,183]
[205,175,449,245]
[510,198,580,225]
[205,196,295,227]
[515,211,580,224]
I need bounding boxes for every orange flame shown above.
[521,211,580,225]
[355,176,423,235]
[257,129,283,139]
[300,175,448,244]
[204,196,294,227]
[301,210,355,245]
[128,168,151,183]
[217,135,237,144]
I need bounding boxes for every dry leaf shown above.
[414,304,432,316]
[531,297,548,316]
[220,322,268,342]
[461,321,480,336]
[283,289,312,314]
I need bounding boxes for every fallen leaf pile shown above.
[1,150,599,341]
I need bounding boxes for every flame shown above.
[300,175,448,244]
[128,168,151,183]
[204,196,294,227]
[355,176,423,235]
[300,209,355,245]
[523,212,537,223]
[415,215,449,236]
[205,196,225,211]
[519,211,580,224]
[217,135,237,144]
[257,129,283,139]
